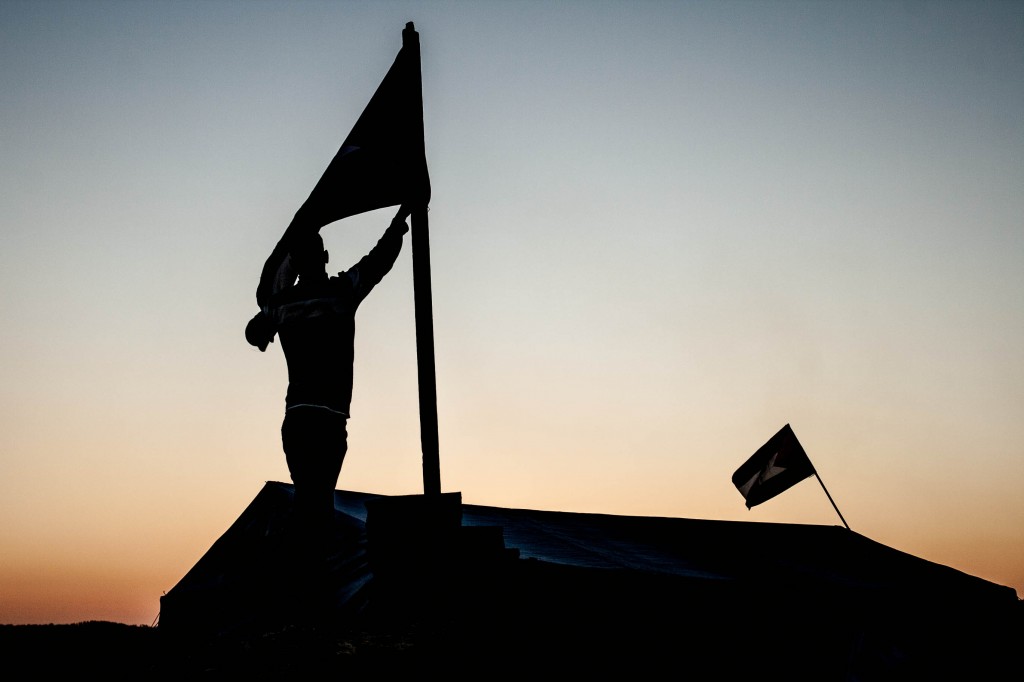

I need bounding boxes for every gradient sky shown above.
[1,0,1021,625]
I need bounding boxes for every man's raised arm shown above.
[344,205,412,302]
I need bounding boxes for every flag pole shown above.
[404,22,441,497]
[813,470,850,530]
[411,203,440,496]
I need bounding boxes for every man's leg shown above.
[282,407,348,528]
[280,407,348,622]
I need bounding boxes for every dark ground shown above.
[4,584,1024,681]
[0,620,448,678]
[0,618,676,678]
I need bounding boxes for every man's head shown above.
[289,231,328,279]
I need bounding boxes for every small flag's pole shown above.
[404,22,441,497]
[814,470,850,530]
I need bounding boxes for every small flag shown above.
[733,424,815,509]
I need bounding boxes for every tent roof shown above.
[333,486,1015,605]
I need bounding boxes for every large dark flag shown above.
[733,424,816,509]
[257,23,430,306]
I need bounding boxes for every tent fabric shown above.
[159,482,1021,677]
[159,483,372,639]
[332,486,1013,605]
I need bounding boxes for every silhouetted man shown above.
[246,205,410,564]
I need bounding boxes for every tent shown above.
[159,481,1020,677]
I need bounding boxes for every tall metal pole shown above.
[411,206,440,496]
[404,23,441,496]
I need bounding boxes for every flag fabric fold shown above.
[732,424,815,509]
[257,25,430,307]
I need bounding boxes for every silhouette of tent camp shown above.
[158,481,1019,676]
